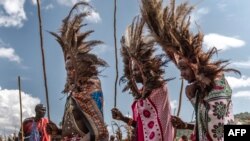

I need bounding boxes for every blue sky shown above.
[0,0,250,136]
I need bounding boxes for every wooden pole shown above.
[176,79,184,117]
[191,110,195,122]
[36,0,50,120]
[174,79,184,140]
[113,0,119,108]
[18,76,24,141]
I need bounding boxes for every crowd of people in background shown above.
[0,134,18,141]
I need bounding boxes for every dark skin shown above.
[171,59,221,130]
[171,59,196,130]
[65,59,75,82]
[46,122,61,135]
[35,106,46,121]
[178,59,196,85]
[111,108,136,128]
[171,116,194,130]
[111,64,142,128]
[19,105,47,140]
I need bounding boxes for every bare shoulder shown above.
[23,117,34,123]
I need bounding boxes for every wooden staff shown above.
[174,79,184,141]
[190,110,195,122]
[113,0,119,107]
[36,0,50,120]
[18,76,24,141]
[176,79,184,117]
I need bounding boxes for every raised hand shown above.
[46,122,59,135]
[171,116,186,129]
[111,108,124,120]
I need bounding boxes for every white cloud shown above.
[190,7,209,28]
[43,4,54,10]
[31,0,37,5]
[232,59,250,69]
[0,0,27,28]
[56,0,101,23]
[170,100,177,112]
[92,44,110,55]
[86,10,101,23]
[56,0,91,7]
[217,2,227,11]
[0,39,21,63]
[30,0,54,11]
[203,33,245,51]
[226,76,250,89]
[31,0,47,5]
[125,113,132,118]
[0,47,21,63]
[0,87,41,135]
[233,91,250,99]
[107,125,113,135]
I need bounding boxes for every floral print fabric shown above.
[190,76,234,141]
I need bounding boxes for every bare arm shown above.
[111,108,136,128]
[171,116,194,130]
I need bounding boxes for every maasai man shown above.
[140,0,241,140]
[46,2,109,141]
[19,104,50,141]
[111,16,174,141]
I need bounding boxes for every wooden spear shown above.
[174,79,184,140]
[36,0,50,120]
[176,79,184,117]
[18,76,24,141]
[113,0,119,108]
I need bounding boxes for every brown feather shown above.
[141,0,240,93]
[120,16,170,99]
[49,2,108,93]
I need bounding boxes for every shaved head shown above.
[35,104,46,111]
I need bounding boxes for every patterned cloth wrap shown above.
[131,84,174,141]
[22,117,50,141]
[61,76,108,141]
[189,75,234,141]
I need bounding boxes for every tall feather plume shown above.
[120,16,169,99]
[50,2,108,93]
[141,0,240,92]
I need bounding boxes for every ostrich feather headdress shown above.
[141,0,240,92]
[120,16,170,99]
[50,2,108,93]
